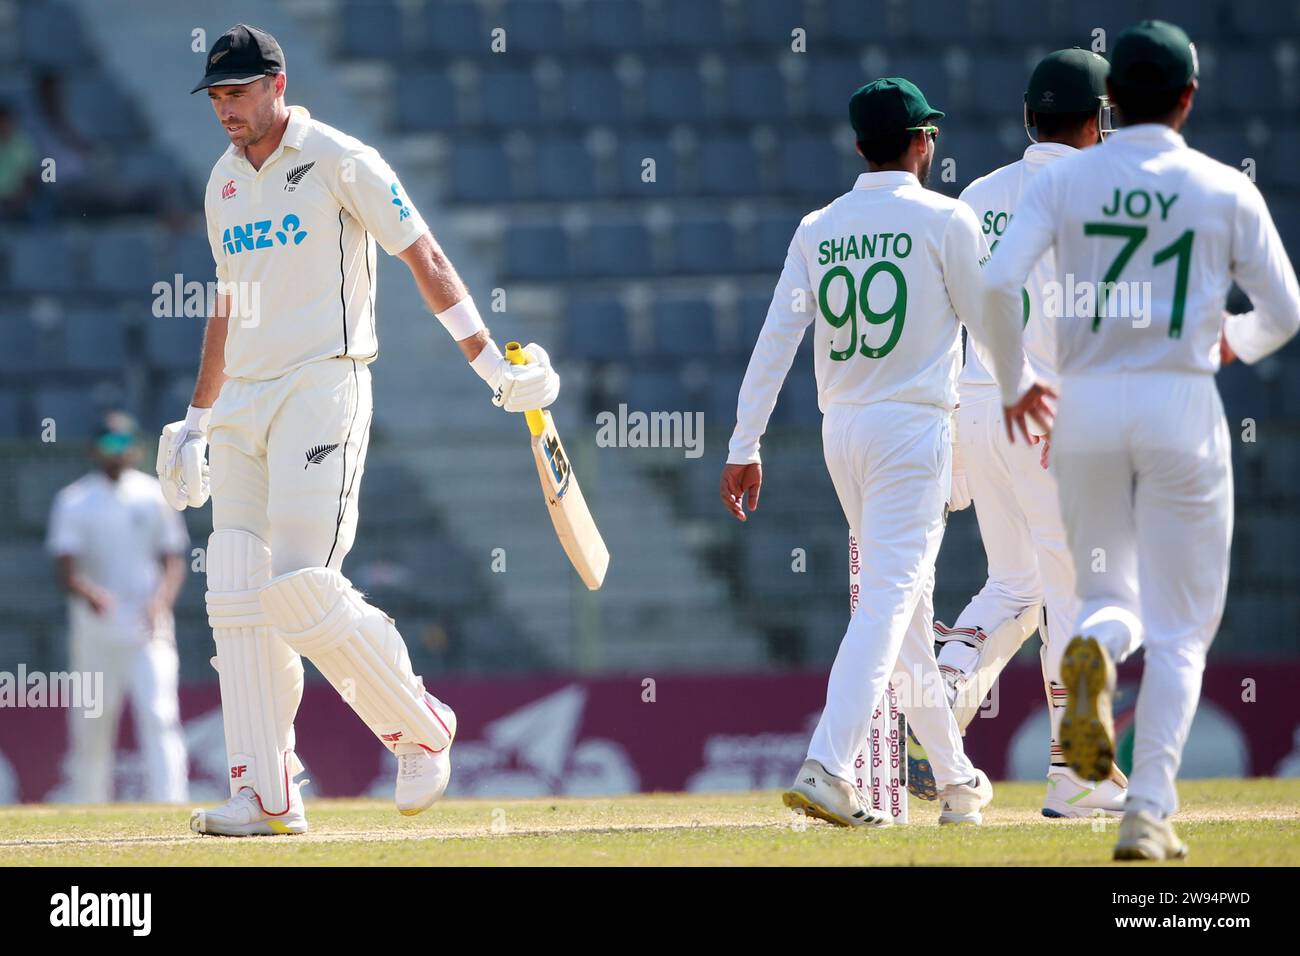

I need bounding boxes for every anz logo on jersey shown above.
[221,214,310,255]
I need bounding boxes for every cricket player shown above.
[161,24,560,835]
[722,78,1046,826]
[985,21,1300,859]
[48,412,189,803]
[934,49,1129,818]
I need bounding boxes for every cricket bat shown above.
[505,342,610,590]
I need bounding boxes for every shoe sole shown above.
[1113,839,1189,861]
[938,811,982,826]
[189,809,307,837]
[781,789,890,828]
[1059,637,1115,782]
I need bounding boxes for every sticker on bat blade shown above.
[542,432,573,499]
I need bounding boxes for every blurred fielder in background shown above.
[986,20,1300,860]
[47,410,189,804]
[162,24,560,836]
[935,48,1130,819]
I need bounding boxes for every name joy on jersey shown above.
[150,274,262,328]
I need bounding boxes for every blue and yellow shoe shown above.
[905,727,938,800]
[1059,636,1117,782]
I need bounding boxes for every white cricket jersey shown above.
[984,124,1300,377]
[727,170,1033,465]
[46,469,189,645]
[959,142,1077,394]
[205,106,429,381]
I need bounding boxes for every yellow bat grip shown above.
[504,341,547,436]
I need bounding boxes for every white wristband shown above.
[469,339,505,383]
[436,296,487,340]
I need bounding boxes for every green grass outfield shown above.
[1,779,1296,866]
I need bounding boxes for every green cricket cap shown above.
[1110,19,1198,92]
[849,77,944,141]
[94,410,138,455]
[1026,48,1110,113]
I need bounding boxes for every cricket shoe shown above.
[905,728,938,801]
[1113,809,1189,861]
[1059,635,1117,782]
[1042,766,1127,818]
[938,769,992,825]
[395,746,452,816]
[190,783,308,837]
[395,692,456,816]
[782,759,891,828]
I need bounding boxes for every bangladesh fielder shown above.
[158,24,560,835]
[985,20,1300,859]
[934,49,1130,818]
[722,78,1046,826]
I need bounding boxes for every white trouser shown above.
[209,356,453,764]
[947,386,1078,762]
[65,629,188,802]
[808,401,975,787]
[210,357,373,576]
[1053,371,1232,818]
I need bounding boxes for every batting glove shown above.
[157,405,211,511]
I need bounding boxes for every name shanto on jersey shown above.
[204,106,429,381]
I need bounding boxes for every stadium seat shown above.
[725,59,789,122]
[393,69,459,131]
[337,0,401,59]
[644,63,707,123]
[779,132,842,198]
[60,310,127,372]
[144,315,205,370]
[502,222,570,279]
[478,67,545,128]
[17,1,92,68]
[697,136,762,196]
[448,140,512,202]
[563,65,624,125]
[535,138,598,200]
[496,0,570,53]
[619,136,679,194]
[7,231,83,294]
[566,296,630,359]
[87,225,163,296]
[673,217,737,275]
[413,1,485,55]
[651,298,717,355]
[621,366,683,412]
[585,221,652,277]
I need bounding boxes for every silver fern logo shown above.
[285,161,316,192]
[304,443,339,468]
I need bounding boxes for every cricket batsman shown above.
[933,49,1130,818]
[985,21,1300,859]
[721,78,1048,826]
[159,24,560,835]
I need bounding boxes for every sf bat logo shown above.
[543,433,572,499]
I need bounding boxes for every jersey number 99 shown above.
[819,262,907,361]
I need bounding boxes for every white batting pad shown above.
[206,530,305,815]
[259,568,456,753]
[953,602,1042,730]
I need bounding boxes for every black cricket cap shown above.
[849,77,944,141]
[191,24,285,94]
